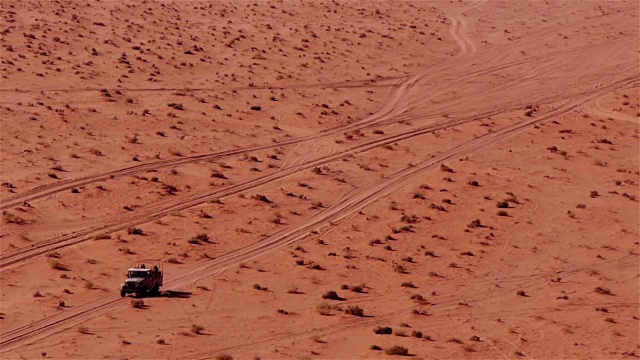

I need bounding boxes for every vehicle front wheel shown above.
[120,291,126,298]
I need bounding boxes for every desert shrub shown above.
[394,264,406,274]
[373,326,393,335]
[345,305,364,316]
[384,345,409,356]
[252,194,271,203]
[411,330,423,338]
[127,227,144,235]
[440,164,453,173]
[371,345,382,350]
[316,302,331,315]
[48,260,68,271]
[77,325,90,334]
[497,210,509,216]
[156,338,166,345]
[190,324,204,334]
[215,354,233,360]
[401,281,415,288]
[2,211,25,224]
[496,201,509,208]
[594,286,612,295]
[45,251,61,258]
[322,290,341,300]
[131,299,144,308]
[253,284,267,291]
[590,190,599,198]
[93,233,111,240]
[468,180,479,186]
[467,219,482,228]
[211,171,227,179]
[350,285,364,293]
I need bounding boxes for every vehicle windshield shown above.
[128,270,148,278]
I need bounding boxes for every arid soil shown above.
[1,1,638,359]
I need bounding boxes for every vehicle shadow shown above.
[159,290,192,298]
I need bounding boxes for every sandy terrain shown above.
[1,0,638,359]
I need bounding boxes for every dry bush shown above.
[189,233,211,244]
[594,286,612,295]
[496,201,509,208]
[373,326,393,335]
[93,233,111,240]
[48,260,68,271]
[127,227,144,235]
[3,211,26,224]
[384,345,409,356]
[322,290,342,300]
[190,324,205,335]
[253,284,267,291]
[345,305,364,316]
[411,330,423,338]
[440,164,453,173]
[316,302,331,315]
[131,299,144,308]
[215,354,233,360]
[77,325,90,334]
[467,219,482,228]
[497,210,509,216]
[156,338,166,345]
[394,264,407,274]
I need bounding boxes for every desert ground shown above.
[1,0,638,359]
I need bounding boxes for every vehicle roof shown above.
[128,268,152,272]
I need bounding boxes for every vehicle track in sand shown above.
[2,6,628,212]
[582,92,639,124]
[0,83,635,353]
[3,56,636,271]
[2,6,638,355]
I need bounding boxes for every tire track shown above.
[0,83,632,353]
[3,8,630,211]
[0,105,514,271]
[582,92,639,124]
[1,33,636,270]
[0,25,632,210]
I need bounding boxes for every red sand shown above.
[1,1,638,359]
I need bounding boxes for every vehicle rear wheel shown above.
[150,284,160,295]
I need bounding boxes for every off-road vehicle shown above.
[120,260,163,297]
